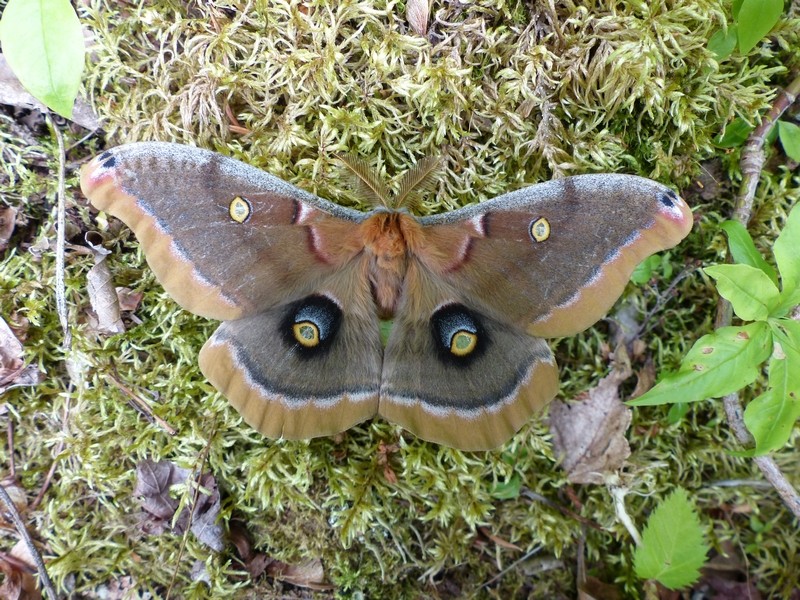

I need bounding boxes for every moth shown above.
[80,143,692,450]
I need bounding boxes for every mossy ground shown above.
[1,0,799,597]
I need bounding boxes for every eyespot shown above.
[281,295,342,358]
[530,217,550,242]
[292,322,320,347]
[229,196,252,223]
[431,304,486,365]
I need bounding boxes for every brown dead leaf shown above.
[0,478,28,526]
[549,358,633,484]
[406,0,431,35]
[115,287,143,312]
[0,206,17,251]
[0,316,43,395]
[134,460,225,552]
[85,235,125,335]
[0,540,42,600]
[477,526,522,551]
[266,558,332,590]
[630,358,656,399]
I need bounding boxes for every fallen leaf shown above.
[631,358,656,399]
[549,357,633,484]
[0,316,43,395]
[406,0,431,35]
[115,287,143,312]
[0,206,17,250]
[477,526,522,551]
[0,540,42,600]
[134,460,225,552]
[266,558,332,590]
[85,234,125,334]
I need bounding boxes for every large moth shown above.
[80,143,692,450]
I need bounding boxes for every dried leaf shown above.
[85,236,125,334]
[630,358,656,399]
[267,558,331,590]
[0,206,17,250]
[134,459,189,520]
[477,526,522,551]
[187,473,225,552]
[406,0,431,35]
[0,315,43,395]
[115,287,143,312]
[0,540,41,600]
[549,360,632,484]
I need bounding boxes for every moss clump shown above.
[1,0,799,597]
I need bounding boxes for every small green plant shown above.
[633,488,709,590]
[708,0,784,59]
[0,0,85,118]
[630,204,800,456]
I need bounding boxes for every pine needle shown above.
[336,153,392,208]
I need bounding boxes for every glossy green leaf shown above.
[714,117,753,148]
[490,474,522,500]
[704,264,780,321]
[708,26,738,60]
[778,121,800,161]
[743,320,800,454]
[773,204,800,310]
[736,0,783,54]
[0,0,85,118]
[720,220,779,285]
[634,488,709,590]
[629,322,773,406]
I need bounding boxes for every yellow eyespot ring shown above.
[293,321,320,347]
[450,330,478,356]
[229,196,252,223]
[530,217,550,242]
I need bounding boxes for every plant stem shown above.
[716,71,800,521]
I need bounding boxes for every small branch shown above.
[0,483,58,600]
[715,73,800,521]
[48,116,71,350]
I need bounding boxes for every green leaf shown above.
[631,255,658,284]
[0,0,85,118]
[666,402,690,425]
[634,488,709,590]
[708,26,738,60]
[736,0,783,54]
[732,0,745,19]
[490,474,522,500]
[743,320,800,455]
[629,322,773,406]
[714,118,753,148]
[778,121,800,161]
[773,203,800,310]
[719,220,779,285]
[704,264,780,321]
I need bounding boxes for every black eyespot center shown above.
[100,152,116,168]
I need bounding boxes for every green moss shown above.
[1,0,799,596]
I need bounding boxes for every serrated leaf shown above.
[708,26,738,60]
[0,0,85,118]
[736,0,783,54]
[773,204,800,311]
[704,264,780,321]
[743,320,800,455]
[634,488,709,590]
[777,121,800,161]
[629,322,773,406]
[714,117,753,148]
[719,220,779,285]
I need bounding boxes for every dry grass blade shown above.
[394,155,441,213]
[336,153,391,208]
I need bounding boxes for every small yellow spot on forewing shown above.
[229,196,251,223]
[530,217,550,242]
[293,322,319,347]
[450,331,477,356]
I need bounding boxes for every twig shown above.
[29,441,65,512]
[715,72,800,521]
[7,420,15,479]
[106,372,178,435]
[47,115,71,350]
[0,482,58,599]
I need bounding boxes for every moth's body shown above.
[81,143,693,450]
